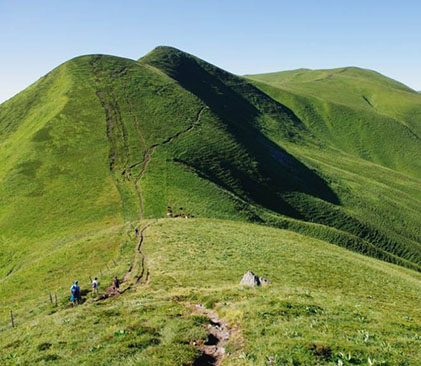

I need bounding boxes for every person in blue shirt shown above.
[70,280,81,306]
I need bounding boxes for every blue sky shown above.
[1,0,420,103]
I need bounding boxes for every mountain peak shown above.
[140,45,195,64]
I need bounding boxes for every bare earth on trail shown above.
[187,303,235,366]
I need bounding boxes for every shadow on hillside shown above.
[143,48,339,217]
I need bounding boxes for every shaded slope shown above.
[140,46,339,209]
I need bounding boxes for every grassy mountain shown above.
[0,47,420,365]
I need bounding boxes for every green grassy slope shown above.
[1,47,419,279]
[0,47,420,365]
[139,47,421,270]
[246,68,421,177]
[243,66,421,270]
[1,219,420,365]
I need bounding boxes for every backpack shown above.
[71,285,78,295]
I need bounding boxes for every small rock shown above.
[259,277,271,286]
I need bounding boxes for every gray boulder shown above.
[240,271,261,287]
[240,271,271,287]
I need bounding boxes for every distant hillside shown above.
[246,67,421,177]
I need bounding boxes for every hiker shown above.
[70,280,81,305]
[91,277,98,297]
[113,276,120,293]
[135,227,139,237]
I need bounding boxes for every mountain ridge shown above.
[245,66,417,94]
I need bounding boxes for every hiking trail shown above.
[95,221,153,301]
[123,221,155,285]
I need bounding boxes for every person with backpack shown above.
[70,280,81,306]
[91,277,98,297]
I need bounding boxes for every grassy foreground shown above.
[1,219,420,365]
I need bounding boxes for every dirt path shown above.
[135,222,154,284]
[187,303,232,366]
[123,221,154,285]
[91,57,130,175]
[94,222,153,302]
[91,64,231,366]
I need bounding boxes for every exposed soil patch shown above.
[205,333,219,346]
[188,303,232,366]
[6,266,14,277]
